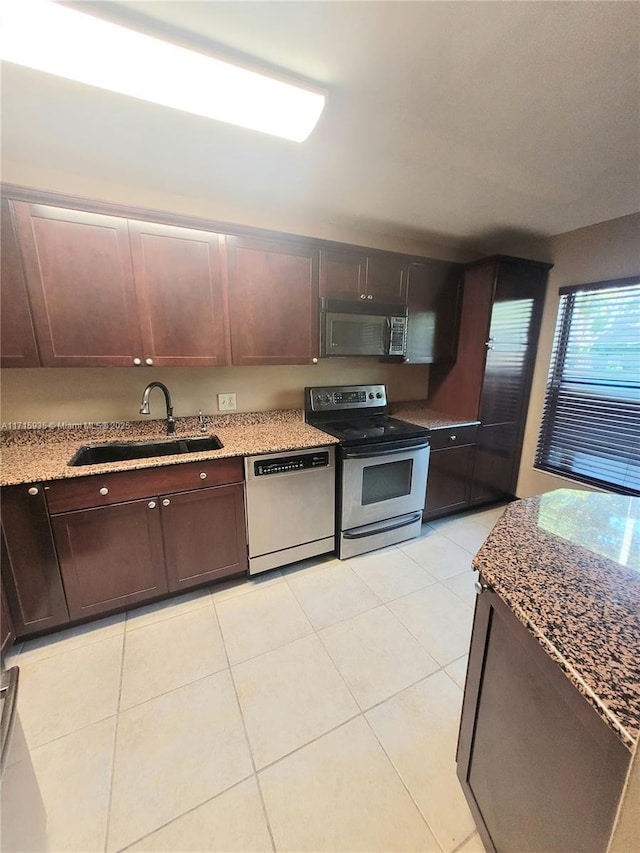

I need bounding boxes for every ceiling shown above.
[2,1,639,253]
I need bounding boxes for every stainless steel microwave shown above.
[320,298,408,358]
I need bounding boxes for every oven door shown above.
[340,440,430,531]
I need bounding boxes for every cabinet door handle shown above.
[312,357,318,364]
[133,358,142,365]
[450,434,457,441]
[474,580,491,595]
[199,472,207,480]
[359,294,366,300]
[27,486,39,496]
[99,487,109,496]
[367,294,373,300]
[145,358,154,366]
[148,501,157,509]
[162,498,171,506]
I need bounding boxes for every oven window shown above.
[362,459,413,505]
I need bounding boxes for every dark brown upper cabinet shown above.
[0,198,40,367]
[319,248,408,306]
[405,260,462,363]
[227,235,320,365]
[128,220,230,366]
[11,201,231,368]
[12,201,143,367]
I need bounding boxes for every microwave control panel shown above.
[306,385,387,412]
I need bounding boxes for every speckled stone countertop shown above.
[391,401,480,430]
[473,490,640,751]
[0,410,338,486]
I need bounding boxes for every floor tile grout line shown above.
[214,595,278,853]
[451,829,482,852]
[111,772,258,853]
[14,624,127,667]
[104,628,127,853]
[359,711,447,853]
[123,595,215,634]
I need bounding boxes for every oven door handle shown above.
[342,440,429,459]
[343,511,423,539]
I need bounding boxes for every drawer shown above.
[45,457,244,514]
[429,424,478,451]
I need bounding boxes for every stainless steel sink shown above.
[68,435,223,466]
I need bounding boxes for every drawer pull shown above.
[148,501,156,509]
[28,486,39,496]
[99,487,109,496]
[450,434,457,441]
[162,498,171,506]
[199,472,207,480]
[133,358,142,365]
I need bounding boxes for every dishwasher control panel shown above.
[254,451,330,477]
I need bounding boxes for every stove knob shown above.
[376,392,383,398]
[369,393,374,399]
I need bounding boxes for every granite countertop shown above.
[391,401,480,430]
[0,410,338,486]
[473,489,640,751]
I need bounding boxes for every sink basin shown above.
[68,435,223,467]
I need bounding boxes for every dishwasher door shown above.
[245,447,336,574]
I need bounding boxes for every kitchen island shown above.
[458,489,639,852]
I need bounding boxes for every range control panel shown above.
[306,384,387,412]
[254,451,330,477]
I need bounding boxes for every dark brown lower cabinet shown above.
[457,583,631,853]
[1,580,15,653]
[423,425,477,520]
[1,484,69,636]
[48,466,248,621]
[161,484,247,591]
[51,499,168,620]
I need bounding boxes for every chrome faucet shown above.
[139,382,176,435]
[198,410,207,434]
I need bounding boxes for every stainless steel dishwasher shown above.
[244,446,336,575]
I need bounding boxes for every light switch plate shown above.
[217,393,237,411]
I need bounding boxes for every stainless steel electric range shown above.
[304,384,430,558]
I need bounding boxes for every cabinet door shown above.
[12,201,143,366]
[161,484,247,591]
[469,423,519,505]
[319,247,366,300]
[1,579,16,653]
[405,261,462,363]
[0,199,40,367]
[423,445,475,520]
[52,499,168,620]
[457,585,630,853]
[365,254,408,305]
[1,484,69,636]
[227,236,319,365]
[128,220,230,366]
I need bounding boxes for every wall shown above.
[0,362,429,425]
[506,213,640,498]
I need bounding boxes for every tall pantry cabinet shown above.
[428,255,552,506]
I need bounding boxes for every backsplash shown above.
[0,362,429,424]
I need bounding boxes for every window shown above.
[535,276,640,495]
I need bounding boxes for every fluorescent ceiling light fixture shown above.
[0,0,326,142]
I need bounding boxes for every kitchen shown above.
[1,2,639,852]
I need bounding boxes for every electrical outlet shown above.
[217,393,237,412]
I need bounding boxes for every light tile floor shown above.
[6,503,508,852]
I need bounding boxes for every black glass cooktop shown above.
[309,415,429,446]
